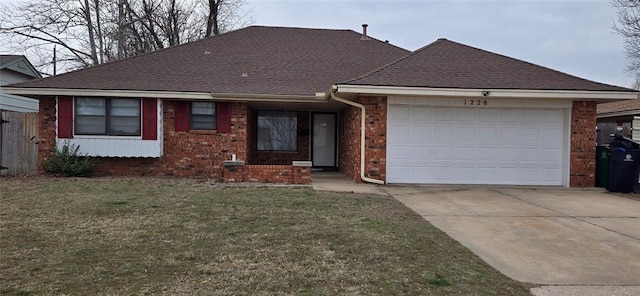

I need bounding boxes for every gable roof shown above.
[0,55,22,65]
[7,26,409,97]
[341,38,632,92]
[1,55,42,79]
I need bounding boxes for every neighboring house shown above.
[1,55,41,175]
[3,25,638,187]
[597,99,640,145]
[1,55,41,112]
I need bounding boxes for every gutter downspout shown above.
[330,87,385,185]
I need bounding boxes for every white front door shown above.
[312,113,336,167]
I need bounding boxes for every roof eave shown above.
[334,85,639,101]
[597,109,640,119]
[2,87,329,103]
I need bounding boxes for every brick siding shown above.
[570,100,597,187]
[37,97,57,174]
[338,96,387,183]
[222,164,311,184]
[37,98,249,179]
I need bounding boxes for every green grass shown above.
[0,177,530,295]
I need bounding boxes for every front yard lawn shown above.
[0,177,530,295]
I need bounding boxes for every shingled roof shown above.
[598,98,640,115]
[342,38,632,92]
[7,26,409,96]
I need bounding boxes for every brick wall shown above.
[338,96,387,183]
[37,97,57,174]
[222,164,311,184]
[248,110,310,165]
[339,106,360,181]
[160,100,248,177]
[570,100,597,187]
[37,98,249,178]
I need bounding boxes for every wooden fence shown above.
[1,111,38,176]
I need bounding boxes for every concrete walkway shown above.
[311,171,386,195]
[384,186,640,296]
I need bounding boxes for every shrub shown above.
[42,141,99,177]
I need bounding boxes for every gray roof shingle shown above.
[9,26,410,96]
[342,38,633,92]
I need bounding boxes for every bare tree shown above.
[612,0,640,88]
[0,0,253,76]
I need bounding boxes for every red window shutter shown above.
[216,102,232,133]
[174,101,190,132]
[57,96,73,138]
[142,98,157,140]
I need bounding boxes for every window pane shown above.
[191,102,216,130]
[192,102,215,115]
[75,115,106,135]
[75,98,107,135]
[257,111,297,151]
[110,116,140,135]
[111,99,140,116]
[109,98,140,136]
[76,97,106,116]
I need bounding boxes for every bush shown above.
[42,141,99,177]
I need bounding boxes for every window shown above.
[75,97,141,136]
[191,102,216,130]
[257,111,297,151]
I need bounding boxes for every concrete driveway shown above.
[384,186,640,295]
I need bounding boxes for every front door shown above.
[312,113,336,167]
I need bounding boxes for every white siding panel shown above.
[57,137,162,157]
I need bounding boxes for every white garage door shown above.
[387,104,567,185]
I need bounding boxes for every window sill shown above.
[188,129,217,135]
[73,135,142,140]
[256,150,299,153]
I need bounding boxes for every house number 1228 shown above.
[464,99,488,106]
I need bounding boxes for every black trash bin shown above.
[595,146,610,188]
[607,150,640,193]
[607,135,640,193]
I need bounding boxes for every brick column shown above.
[570,101,597,187]
[292,161,312,184]
[222,161,245,182]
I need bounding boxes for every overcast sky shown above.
[0,0,634,88]
[247,0,634,88]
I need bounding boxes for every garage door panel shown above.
[455,126,477,141]
[388,106,410,120]
[478,109,498,122]
[410,146,432,158]
[435,109,455,121]
[388,145,410,160]
[434,126,454,140]
[388,124,410,143]
[433,146,454,161]
[410,125,433,143]
[387,105,565,185]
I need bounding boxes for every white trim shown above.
[388,96,572,109]
[2,87,328,103]
[564,108,572,187]
[335,85,638,101]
